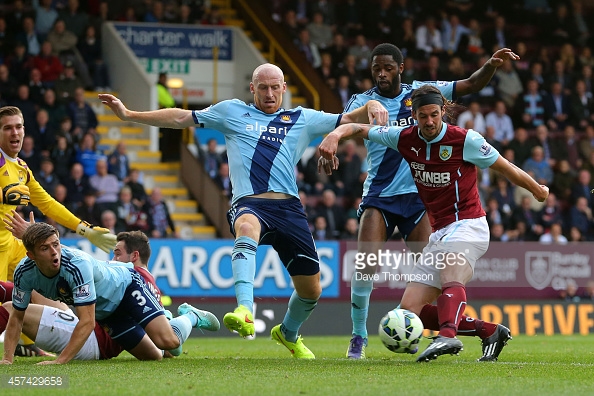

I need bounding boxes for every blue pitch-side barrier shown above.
[61,239,339,298]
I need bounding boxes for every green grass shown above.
[2,335,594,395]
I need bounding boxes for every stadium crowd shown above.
[0,0,593,243]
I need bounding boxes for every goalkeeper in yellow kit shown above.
[0,106,117,282]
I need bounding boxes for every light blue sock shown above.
[168,315,193,354]
[281,291,318,343]
[351,272,374,338]
[232,236,258,313]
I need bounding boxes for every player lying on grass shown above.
[0,213,215,361]
[0,222,220,364]
[318,85,548,362]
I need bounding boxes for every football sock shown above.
[281,291,318,343]
[169,315,193,349]
[231,236,257,313]
[351,272,373,338]
[419,304,498,338]
[0,305,8,333]
[0,281,13,303]
[436,281,467,338]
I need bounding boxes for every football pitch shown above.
[1,334,593,395]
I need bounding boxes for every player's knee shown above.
[236,221,257,239]
[2,301,13,313]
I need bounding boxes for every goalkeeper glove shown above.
[75,221,117,253]
[1,183,30,206]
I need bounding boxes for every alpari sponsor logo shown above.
[413,170,451,187]
[246,122,289,142]
[390,116,414,127]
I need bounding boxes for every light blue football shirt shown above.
[193,99,341,204]
[344,81,456,199]
[12,246,134,320]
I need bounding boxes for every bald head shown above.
[250,63,286,114]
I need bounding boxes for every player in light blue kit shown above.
[1,222,220,365]
[99,63,388,358]
[327,44,520,359]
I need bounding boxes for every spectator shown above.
[400,57,417,85]
[298,190,316,228]
[295,29,321,69]
[116,186,150,233]
[570,169,593,207]
[551,159,574,202]
[463,18,484,63]
[582,280,594,300]
[571,0,591,47]
[5,42,34,85]
[336,54,361,92]
[394,17,416,59]
[485,196,510,229]
[364,0,397,42]
[316,52,338,89]
[144,187,178,238]
[485,100,514,146]
[54,60,84,103]
[484,126,503,154]
[41,88,67,130]
[417,54,442,83]
[327,33,349,69]
[457,100,486,134]
[555,125,581,171]
[282,9,301,43]
[523,146,553,185]
[340,217,359,240]
[331,140,363,199]
[15,16,41,56]
[75,132,103,176]
[516,79,545,128]
[315,189,345,239]
[63,162,91,210]
[334,74,355,109]
[530,125,555,167]
[579,125,594,163]
[576,65,593,100]
[494,61,523,109]
[348,34,372,71]
[213,162,232,201]
[177,4,199,24]
[127,168,148,207]
[89,158,119,213]
[0,64,19,101]
[568,196,593,240]
[481,15,509,53]
[74,187,102,225]
[306,11,332,50]
[32,41,63,86]
[568,226,584,243]
[30,108,55,155]
[203,138,223,179]
[50,134,75,181]
[67,87,98,137]
[335,0,363,38]
[543,81,570,131]
[17,135,41,175]
[33,0,59,40]
[545,59,573,97]
[47,18,92,88]
[28,68,47,105]
[548,3,576,46]
[10,84,37,131]
[539,223,568,244]
[312,215,328,240]
[443,56,466,82]
[569,80,594,130]
[77,24,109,91]
[415,15,442,59]
[200,6,225,25]
[100,209,122,234]
[59,0,89,39]
[107,141,131,184]
[441,13,470,57]
[538,192,563,231]
[522,61,545,91]
[35,157,60,195]
[511,195,544,241]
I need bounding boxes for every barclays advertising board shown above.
[61,239,339,298]
[113,23,233,60]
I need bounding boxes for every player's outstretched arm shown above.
[456,48,520,96]
[39,304,95,365]
[490,156,549,202]
[75,221,117,253]
[318,124,373,160]
[341,100,388,125]
[1,308,25,364]
[98,94,195,129]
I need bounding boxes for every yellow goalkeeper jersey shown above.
[0,152,81,250]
